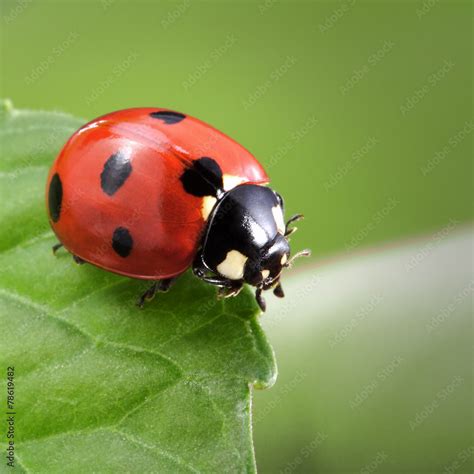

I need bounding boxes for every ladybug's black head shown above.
[195,183,310,311]
[243,233,290,287]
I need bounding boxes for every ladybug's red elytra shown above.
[46,108,310,311]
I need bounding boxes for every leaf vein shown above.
[111,429,201,474]
[0,289,185,375]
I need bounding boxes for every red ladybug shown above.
[46,108,309,310]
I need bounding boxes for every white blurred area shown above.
[254,227,473,473]
[263,226,472,334]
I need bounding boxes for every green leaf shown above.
[0,101,276,473]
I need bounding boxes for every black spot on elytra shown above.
[100,150,132,196]
[149,110,186,124]
[112,227,133,257]
[180,157,223,197]
[48,173,63,222]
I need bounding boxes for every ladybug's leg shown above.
[137,278,177,308]
[255,287,266,312]
[52,242,63,255]
[137,282,159,308]
[217,282,243,299]
[192,254,234,288]
[156,277,176,292]
[73,255,86,265]
[197,275,234,287]
[273,281,285,298]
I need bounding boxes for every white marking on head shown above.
[217,250,248,280]
[261,269,270,280]
[272,205,286,234]
[281,254,287,265]
[201,196,217,220]
[223,174,246,191]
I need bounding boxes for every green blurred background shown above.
[1,0,472,472]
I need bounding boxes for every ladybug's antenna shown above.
[285,214,304,237]
[284,249,311,268]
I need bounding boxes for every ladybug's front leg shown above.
[255,287,266,312]
[217,282,243,299]
[137,278,177,308]
[192,252,235,288]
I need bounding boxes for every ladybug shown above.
[46,108,310,311]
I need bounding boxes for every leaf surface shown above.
[0,101,276,473]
